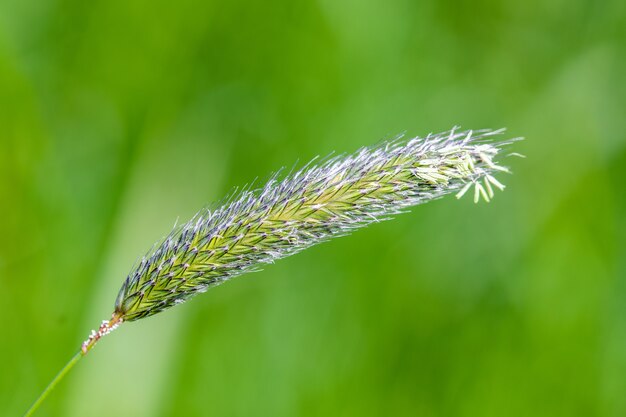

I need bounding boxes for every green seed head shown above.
[113,128,519,322]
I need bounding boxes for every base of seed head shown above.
[81,313,124,355]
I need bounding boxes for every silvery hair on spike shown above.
[80,127,520,352]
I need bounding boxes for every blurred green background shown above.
[1,0,625,416]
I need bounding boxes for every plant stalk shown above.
[23,313,122,417]
[23,351,82,417]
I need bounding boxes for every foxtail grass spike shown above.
[113,127,519,322]
[25,127,521,416]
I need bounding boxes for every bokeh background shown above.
[1,0,625,416]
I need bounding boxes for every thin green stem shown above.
[23,351,83,417]
[23,315,122,417]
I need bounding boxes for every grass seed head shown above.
[112,127,520,321]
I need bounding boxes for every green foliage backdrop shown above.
[1,0,625,415]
